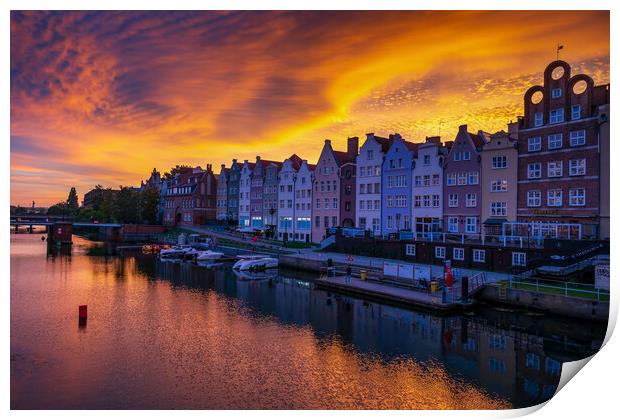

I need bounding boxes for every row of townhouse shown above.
[155,59,609,242]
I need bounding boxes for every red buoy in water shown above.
[78,305,88,319]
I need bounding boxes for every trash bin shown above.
[430,281,437,293]
[360,269,367,281]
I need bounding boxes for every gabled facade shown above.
[311,138,357,243]
[262,161,282,230]
[381,134,417,236]
[295,160,315,243]
[443,125,489,235]
[516,60,609,239]
[480,129,519,236]
[226,159,241,223]
[163,165,218,226]
[355,133,391,235]
[412,136,447,238]
[238,160,255,228]
[277,155,301,240]
[216,165,229,221]
[339,136,359,228]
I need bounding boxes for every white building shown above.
[412,136,448,239]
[238,160,254,228]
[294,160,315,243]
[277,155,300,240]
[355,133,391,235]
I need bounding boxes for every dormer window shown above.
[552,88,562,98]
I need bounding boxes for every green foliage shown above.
[47,202,71,216]
[66,187,79,209]
[141,186,161,224]
[163,165,192,180]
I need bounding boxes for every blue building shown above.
[381,134,418,236]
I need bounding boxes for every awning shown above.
[483,218,507,225]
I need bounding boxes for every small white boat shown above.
[233,255,278,271]
[195,250,224,261]
[160,246,188,259]
[233,268,278,281]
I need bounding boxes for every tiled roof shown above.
[469,132,486,148]
[333,150,356,165]
[288,154,303,170]
[374,136,392,153]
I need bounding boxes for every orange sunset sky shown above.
[10,10,609,207]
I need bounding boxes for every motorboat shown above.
[160,246,193,259]
[195,250,224,261]
[232,255,278,271]
[233,268,278,281]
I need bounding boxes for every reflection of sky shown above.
[10,11,609,206]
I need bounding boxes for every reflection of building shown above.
[516,60,610,239]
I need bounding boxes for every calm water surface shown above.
[11,234,606,409]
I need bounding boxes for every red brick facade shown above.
[163,165,218,226]
[516,60,609,237]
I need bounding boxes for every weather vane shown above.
[557,43,564,60]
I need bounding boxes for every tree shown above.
[163,164,192,180]
[141,186,161,224]
[47,202,70,216]
[66,187,79,210]
[115,186,140,224]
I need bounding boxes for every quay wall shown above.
[477,284,609,322]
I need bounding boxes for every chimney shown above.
[459,124,468,132]
[508,121,519,136]
[347,136,359,157]
[426,136,441,144]
[366,133,375,141]
[324,139,331,145]
[232,158,237,164]
[444,141,454,149]
[221,163,226,171]
[244,159,248,165]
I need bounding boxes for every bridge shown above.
[10,216,123,244]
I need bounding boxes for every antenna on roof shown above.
[556,43,564,60]
[438,119,444,137]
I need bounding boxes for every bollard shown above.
[78,305,88,319]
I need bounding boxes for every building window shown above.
[423,155,431,165]
[547,189,563,207]
[551,88,562,98]
[468,171,479,185]
[548,134,563,149]
[465,217,477,233]
[526,353,540,370]
[512,252,527,267]
[569,159,586,176]
[387,216,393,229]
[528,163,542,179]
[569,130,586,147]
[534,112,543,127]
[367,149,374,160]
[571,104,581,121]
[545,357,561,376]
[547,161,563,178]
[490,202,507,217]
[465,193,477,207]
[448,194,458,207]
[454,152,461,161]
[414,195,421,208]
[463,151,471,161]
[446,173,456,186]
[528,137,542,152]
[492,156,507,169]
[405,244,416,256]
[453,248,464,261]
[527,190,542,207]
[569,188,586,206]
[549,108,564,124]
[457,172,467,185]
[435,246,446,259]
[448,217,458,233]
[473,249,486,263]
[491,180,508,192]
[432,194,440,207]
[432,174,440,186]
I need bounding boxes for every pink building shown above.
[311,138,358,243]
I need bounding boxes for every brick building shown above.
[516,60,610,239]
[163,165,217,226]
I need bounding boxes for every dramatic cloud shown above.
[10,10,609,206]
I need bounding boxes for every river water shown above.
[10,234,606,409]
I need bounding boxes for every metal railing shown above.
[507,277,609,301]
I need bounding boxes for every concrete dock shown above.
[315,275,472,312]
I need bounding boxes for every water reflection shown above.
[11,235,605,409]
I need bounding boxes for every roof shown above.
[306,163,317,171]
[403,140,419,154]
[260,159,283,170]
[288,154,303,171]
[373,135,392,153]
[333,150,356,165]
[469,132,486,148]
